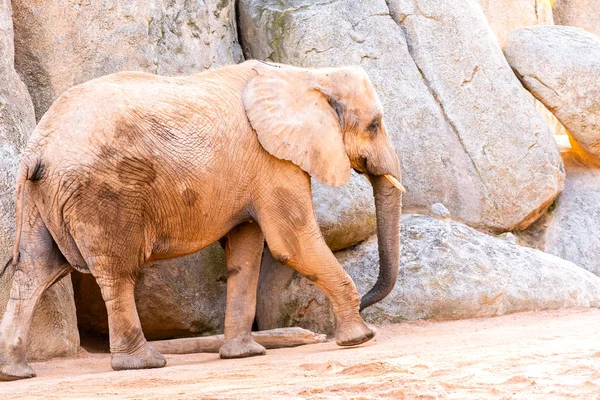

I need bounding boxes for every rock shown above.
[73,243,227,341]
[388,0,565,230]
[553,0,600,38]
[256,249,335,336]
[256,215,600,334]
[505,26,600,165]
[475,0,553,48]
[430,203,451,220]
[313,171,376,251]
[497,232,518,244]
[0,0,78,360]
[239,0,564,232]
[11,0,243,120]
[517,147,600,276]
[475,0,566,138]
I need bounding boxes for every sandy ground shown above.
[3,308,600,399]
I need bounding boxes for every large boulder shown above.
[517,146,600,276]
[475,0,553,48]
[505,26,600,165]
[11,0,243,120]
[239,0,564,233]
[553,0,600,38]
[73,243,227,341]
[313,171,376,252]
[0,0,78,360]
[257,214,600,334]
[474,0,565,137]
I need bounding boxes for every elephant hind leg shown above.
[85,256,166,371]
[219,221,266,359]
[0,208,72,381]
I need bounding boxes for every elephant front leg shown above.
[219,221,266,359]
[258,196,375,347]
[92,266,166,371]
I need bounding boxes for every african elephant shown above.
[0,60,403,380]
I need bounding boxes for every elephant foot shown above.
[0,362,36,381]
[219,335,266,359]
[111,342,166,371]
[336,319,376,347]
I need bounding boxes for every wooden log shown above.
[150,327,328,354]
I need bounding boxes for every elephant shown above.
[0,60,403,381]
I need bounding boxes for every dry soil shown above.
[3,308,600,399]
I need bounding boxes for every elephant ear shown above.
[242,66,351,187]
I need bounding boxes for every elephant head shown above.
[243,62,403,311]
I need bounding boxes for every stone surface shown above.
[388,0,565,230]
[506,25,600,165]
[0,0,79,361]
[313,171,376,252]
[475,0,553,48]
[73,243,228,341]
[257,249,335,336]
[430,203,451,219]
[257,215,600,334]
[497,232,518,244]
[475,0,566,138]
[239,0,564,233]
[553,0,600,38]
[12,0,243,120]
[517,147,600,276]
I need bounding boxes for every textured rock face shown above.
[0,0,31,265]
[475,0,553,48]
[518,148,600,277]
[74,243,227,340]
[0,0,79,360]
[553,0,600,38]
[257,215,600,334]
[12,0,243,120]
[506,26,600,165]
[257,249,335,336]
[388,0,564,230]
[313,172,376,252]
[239,0,564,232]
[474,0,565,137]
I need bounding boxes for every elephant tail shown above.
[11,163,27,266]
[11,156,43,266]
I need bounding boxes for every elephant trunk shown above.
[360,173,402,311]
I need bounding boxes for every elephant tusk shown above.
[384,174,406,192]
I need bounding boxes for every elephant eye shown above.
[366,118,379,136]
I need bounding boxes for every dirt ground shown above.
[3,308,600,399]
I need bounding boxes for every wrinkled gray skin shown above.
[0,60,402,380]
